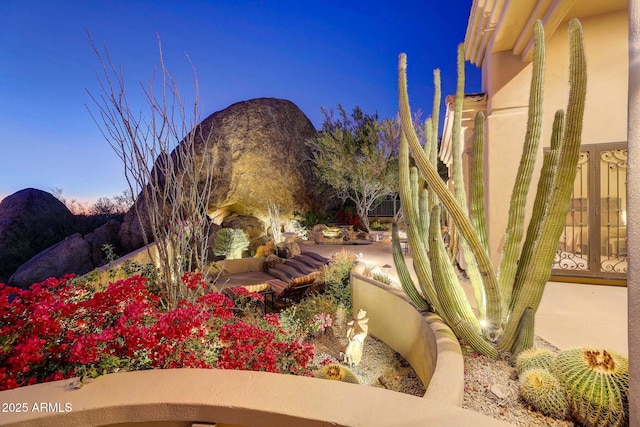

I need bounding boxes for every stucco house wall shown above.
[447,1,628,268]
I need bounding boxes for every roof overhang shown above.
[465,0,628,66]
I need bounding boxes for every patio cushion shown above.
[294,254,325,269]
[242,282,271,293]
[267,279,290,297]
[290,272,319,287]
[284,259,316,275]
[301,251,330,263]
[273,263,301,279]
[268,268,292,283]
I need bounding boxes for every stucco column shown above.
[628,1,639,425]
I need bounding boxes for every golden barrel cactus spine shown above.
[552,348,629,427]
[519,368,569,419]
[515,347,556,375]
[315,364,360,384]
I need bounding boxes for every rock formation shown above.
[0,188,75,283]
[8,233,94,289]
[119,97,319,252]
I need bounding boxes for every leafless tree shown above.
[86,33,216,309]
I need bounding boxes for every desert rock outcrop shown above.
[119,97,318,252]
[0,188,75,282]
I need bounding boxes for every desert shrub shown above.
[336,206,361,229]
[254,240,276,258]
[293,210,329,233]
[322,250,357,308]
[281,293,337,337]
[372,272,392,285]
[369,221,390,231]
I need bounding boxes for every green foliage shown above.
[284,293,337,322]
[293,210,329,232]
[306,105,399,232]
[315,364,360,384]
[101,243,118,265]
[372,272,392,285]
[515,347,556,375]
[369,221,390,231]
[552,348,629,427]
[214,228,250,259]
[321,250,357,308]
[519,368,569,419]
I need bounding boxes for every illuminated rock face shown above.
[119,98,318,252]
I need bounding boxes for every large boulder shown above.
[8,233,94,289]
[0,188,76,283]
[119,97,319,252]
[83,219,123,266]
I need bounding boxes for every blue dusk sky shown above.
[0,0,480,205]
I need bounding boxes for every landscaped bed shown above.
[0,248,426,396]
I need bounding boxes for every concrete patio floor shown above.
[301,241,629,356]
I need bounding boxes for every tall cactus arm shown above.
[398,52,502,330]
[412,168,428,241]
[392,223,432,311]
[452,44,469,214]
[425,117,433,158]
[430,69,441,166]
[470,111,490,254]
[398,132,441,313]
[500,19,586,352]
[429,204,496,357]
[496,20,546,316]
[449,44,491,329]
[429,204,482,333]
[510,308,535,358]
[512,110,564,310]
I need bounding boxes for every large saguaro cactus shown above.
[393,19,587,357]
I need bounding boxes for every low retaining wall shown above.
[350,269,465,405]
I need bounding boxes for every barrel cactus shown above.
[519,368,569,419]
[552,348,629,427]
[515,347,556,375]
[316,364,360,384]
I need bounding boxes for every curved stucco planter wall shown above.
[0,264,509,427]
[350,270,464,405]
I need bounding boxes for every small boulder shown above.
[278,240,301,259]
[8,233,93,289]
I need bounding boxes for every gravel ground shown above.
[310,331,577,426]
[461,336,576,426]
[310,330,425,396]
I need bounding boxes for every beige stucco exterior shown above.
[442,1,629,277]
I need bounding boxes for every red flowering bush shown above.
[0,273,313,391]
[336,207,362,229]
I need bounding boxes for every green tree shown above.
[307,105,399,232]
